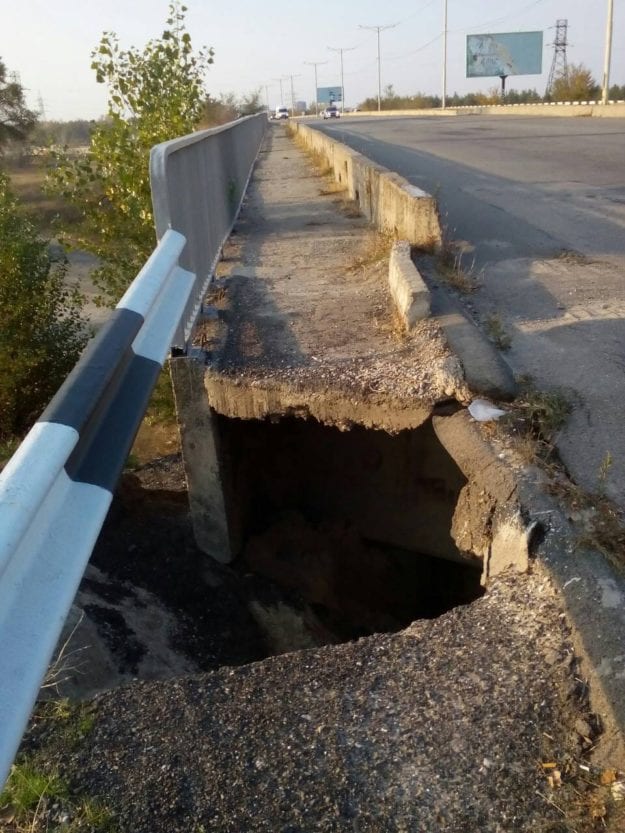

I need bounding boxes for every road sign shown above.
[466,31,543,78]
[317,86,342,104]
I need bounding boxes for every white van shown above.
[274,106,289,120]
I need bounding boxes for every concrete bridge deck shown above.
[195,124,468,432]
[13,119,625,833]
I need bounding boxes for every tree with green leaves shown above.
[0,59,37,148]
[0,172,88,441]
[550,64,599,102]
[48,3,213,304]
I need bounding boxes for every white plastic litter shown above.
[468,399,507,422]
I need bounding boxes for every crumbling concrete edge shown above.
[288,121,442,249]
[516,475,625,769]
[389,241,430,328]
[433,409,625,768]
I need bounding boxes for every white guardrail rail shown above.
[0,112,268,788]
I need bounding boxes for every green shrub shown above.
[0,172,88,441]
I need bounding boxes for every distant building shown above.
[295,100,307,113]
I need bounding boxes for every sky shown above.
[1,0,623,120]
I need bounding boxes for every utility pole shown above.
[359,23,398,112]
[272,76,287,106]
[327,46,356,113]
[288,74,301,116]
[442,0,448,109]
[304,61,327,116]
[601,0,614,104]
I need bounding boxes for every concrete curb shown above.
[517,481,625,767]
[388,241,430,328]
[434,410,625,767]
[429,284,518,401]
[336,102,625,119]
[288,122,442,248]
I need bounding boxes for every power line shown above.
[451,0,547,35]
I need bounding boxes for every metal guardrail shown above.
[0,112,268,789]
[0,230,194,788]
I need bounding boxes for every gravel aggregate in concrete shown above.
[23,570,623,832]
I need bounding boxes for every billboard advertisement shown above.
[317,86,342,104]
[466,31,543,78]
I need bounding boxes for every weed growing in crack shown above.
[435,235,481,293]
[0,764,68,829]
[0,762,116,832]
[318,181,347,196]
[347,234,394,273]
[597,451,613,496]
[496,377,573,466]
[483,313,512,351]
[547,474,625,573]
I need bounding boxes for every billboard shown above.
[317,86,342,104]
[466,31,543,78]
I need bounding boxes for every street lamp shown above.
[287,74,301,116]
[304,61,327,116]
[327,46,356,114]
[359,23,398,112]
[442,0,448,109]
[601,0,614,104]
[272,76,287,106]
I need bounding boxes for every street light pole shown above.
[359,24,398,112]
[288,74,301,116]
[272,77,286,106]
[327,46,356,113]
[442,0,448,109]
[304,61,327,116]
[601,0,614,105]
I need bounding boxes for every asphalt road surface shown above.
[319,115,625,504]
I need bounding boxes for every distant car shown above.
[274,106,289,120]
[322,106,340,119]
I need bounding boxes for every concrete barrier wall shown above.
[289,121,442,249]
[150,113,268,347]
[340,101,625,119]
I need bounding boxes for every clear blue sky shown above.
[1,0,622,119]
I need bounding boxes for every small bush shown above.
[0,172,88,442]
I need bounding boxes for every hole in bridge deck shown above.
[216,414,484,647]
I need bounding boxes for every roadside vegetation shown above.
[492,379,625,572]
[46,2,214,306]
[0,1,267,468]
[357,70,625,110]
[0,172,88,449]
[0,700,115,833]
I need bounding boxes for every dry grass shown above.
[5,158,78,234]
[483,312,512,351]
[347,233,394,273]
[335,198,362,219]
[494,377,625,572]
[501,378,572,463]
[318,181,346,196]
[435,237,482,293]
[553,479,625,571]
